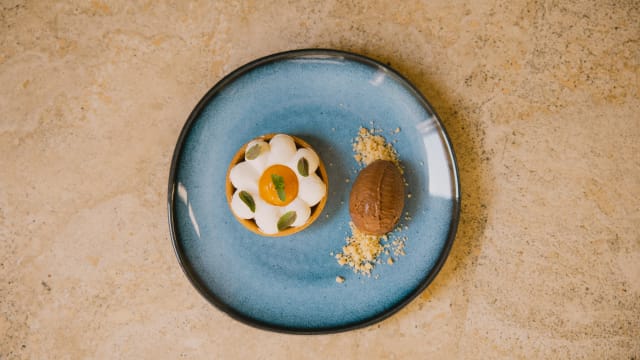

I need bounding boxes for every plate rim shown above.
[167,48,461,334]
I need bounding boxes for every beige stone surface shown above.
[1,0,639,358]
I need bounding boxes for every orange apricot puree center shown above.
[258,165,299,206]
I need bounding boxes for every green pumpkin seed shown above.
[277,211,297,231]
[239,191,255,212]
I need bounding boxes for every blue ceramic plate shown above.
[168,49,460,333]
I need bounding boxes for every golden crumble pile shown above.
[352,127,402,172]
[335,222,386,275]
[335,222,408,276]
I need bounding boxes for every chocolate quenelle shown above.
[349,160,405,235]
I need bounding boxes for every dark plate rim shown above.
[167,48,461,334]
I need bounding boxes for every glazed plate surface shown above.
[168,49,460,333]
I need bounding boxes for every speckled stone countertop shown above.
[1,1,638,358]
